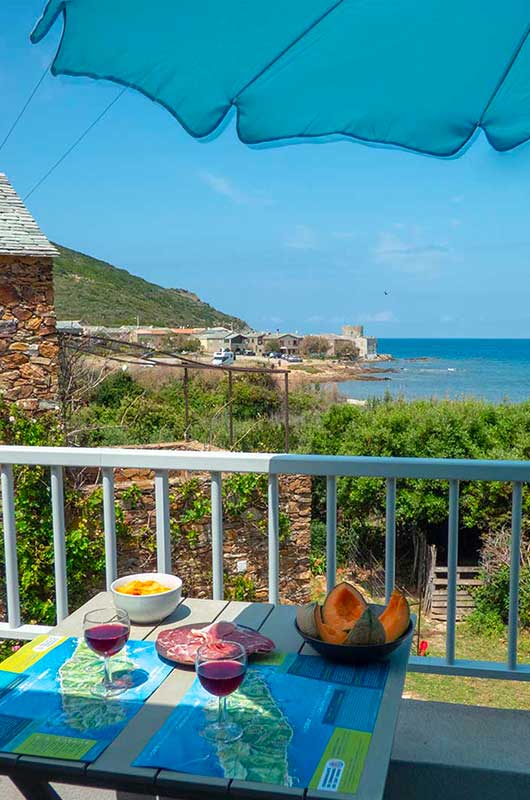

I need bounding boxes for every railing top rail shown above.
[1,445,530,481]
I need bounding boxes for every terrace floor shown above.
[3,698,530,800]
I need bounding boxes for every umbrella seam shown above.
[479,17,530,125]
[230,0,347,104]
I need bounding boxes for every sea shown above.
[337,339,530,404]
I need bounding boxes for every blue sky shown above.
[2,2,530,337]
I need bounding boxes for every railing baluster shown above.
[50,466,68,622]
[326,476,337,594]
[211,472,223,601]
[102,467,117,589]
[446,479,459,665]
[385,477,396,603]
[508,481,523,671]
[1,464,21,629]
[154,470,172,574]
[268,474,280,605]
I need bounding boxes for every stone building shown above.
[0,173,60,411]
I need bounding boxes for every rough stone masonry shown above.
[0,174,59,411]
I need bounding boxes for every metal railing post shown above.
[446,479,459,665]
[50,465,69,622]
[102,467,117,589]
[211,472,223,600]
[1,464,21,629]
[326,476,337,593]
[508,481,523,671]
[385,477,396,603]
[268,474,280,604]
[154,470,172,574]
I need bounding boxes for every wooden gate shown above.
[430,564,481,621]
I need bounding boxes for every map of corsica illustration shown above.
[58,641,134,731]
[207,671,293,785]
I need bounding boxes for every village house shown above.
[196,327,232,354]
[276,333,303,355]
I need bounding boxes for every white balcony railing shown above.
[1,445,529,680]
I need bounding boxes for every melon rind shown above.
[296,602,319,638]
[345,607,386,646]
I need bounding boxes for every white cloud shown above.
[199,170,248,203]
[285,224,318,250]
[199,170,273,206]
[360,310,397,323]
[373,226,450,274]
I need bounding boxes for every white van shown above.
[212,348,235,366]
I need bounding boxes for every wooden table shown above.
[0,593,413,800]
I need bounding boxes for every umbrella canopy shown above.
[32,0,530,156]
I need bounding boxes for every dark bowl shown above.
[295,603,413,663]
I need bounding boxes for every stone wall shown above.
[0,255,59,411]
[83,447,312,603]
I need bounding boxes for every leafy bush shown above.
[468,565,530,635]
[90,371,142,408]
[0,403,108,625]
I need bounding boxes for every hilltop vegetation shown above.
[53,244,247,329]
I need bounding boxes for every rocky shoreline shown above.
[285,354,395,387]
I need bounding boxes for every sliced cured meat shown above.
[156,621,275,665]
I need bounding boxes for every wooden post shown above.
[284,371,290,453]
[228,370,234,448]
[184,368,189,440]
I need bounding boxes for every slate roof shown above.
[0,173,59,257]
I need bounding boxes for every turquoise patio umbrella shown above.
[32,0,530,157]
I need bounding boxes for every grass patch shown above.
[406,618,530,709]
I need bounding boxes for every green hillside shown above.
[52,244,247,330]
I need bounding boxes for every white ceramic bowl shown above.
[111,572,182,624]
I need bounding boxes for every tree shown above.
[264,337,281,353]
[161,334,201,353]
[300,336,330,357]
[334,340,360,360]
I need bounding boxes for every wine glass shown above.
[195,640,247,743]
[83,607,130,698]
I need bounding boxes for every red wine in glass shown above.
[85,623,130,657]
[83,607,130,697]
[197,659,246,697]
[196,640,247,743]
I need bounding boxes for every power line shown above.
[23,86,127,202]
[0,60,52,154]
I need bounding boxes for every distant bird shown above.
[384,290,389,295]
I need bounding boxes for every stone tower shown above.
[0,173,59,412]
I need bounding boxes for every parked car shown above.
[243,349,256,356]
[287,355,303,363]
[268,351,282,359]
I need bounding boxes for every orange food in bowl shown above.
[115,579,171,596]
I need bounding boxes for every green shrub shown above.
[90,371,142,407]
[468,565,530,634]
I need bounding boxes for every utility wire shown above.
[23,86,127,202]
[0,60,52,154]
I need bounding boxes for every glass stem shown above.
[218,696,227,726]
[103,655,112,689]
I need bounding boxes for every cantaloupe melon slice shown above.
[379,590,411,642]
[322,582,367,629]
[296,602,319,638]
[314,604,349,645]
[345,607,386,645]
